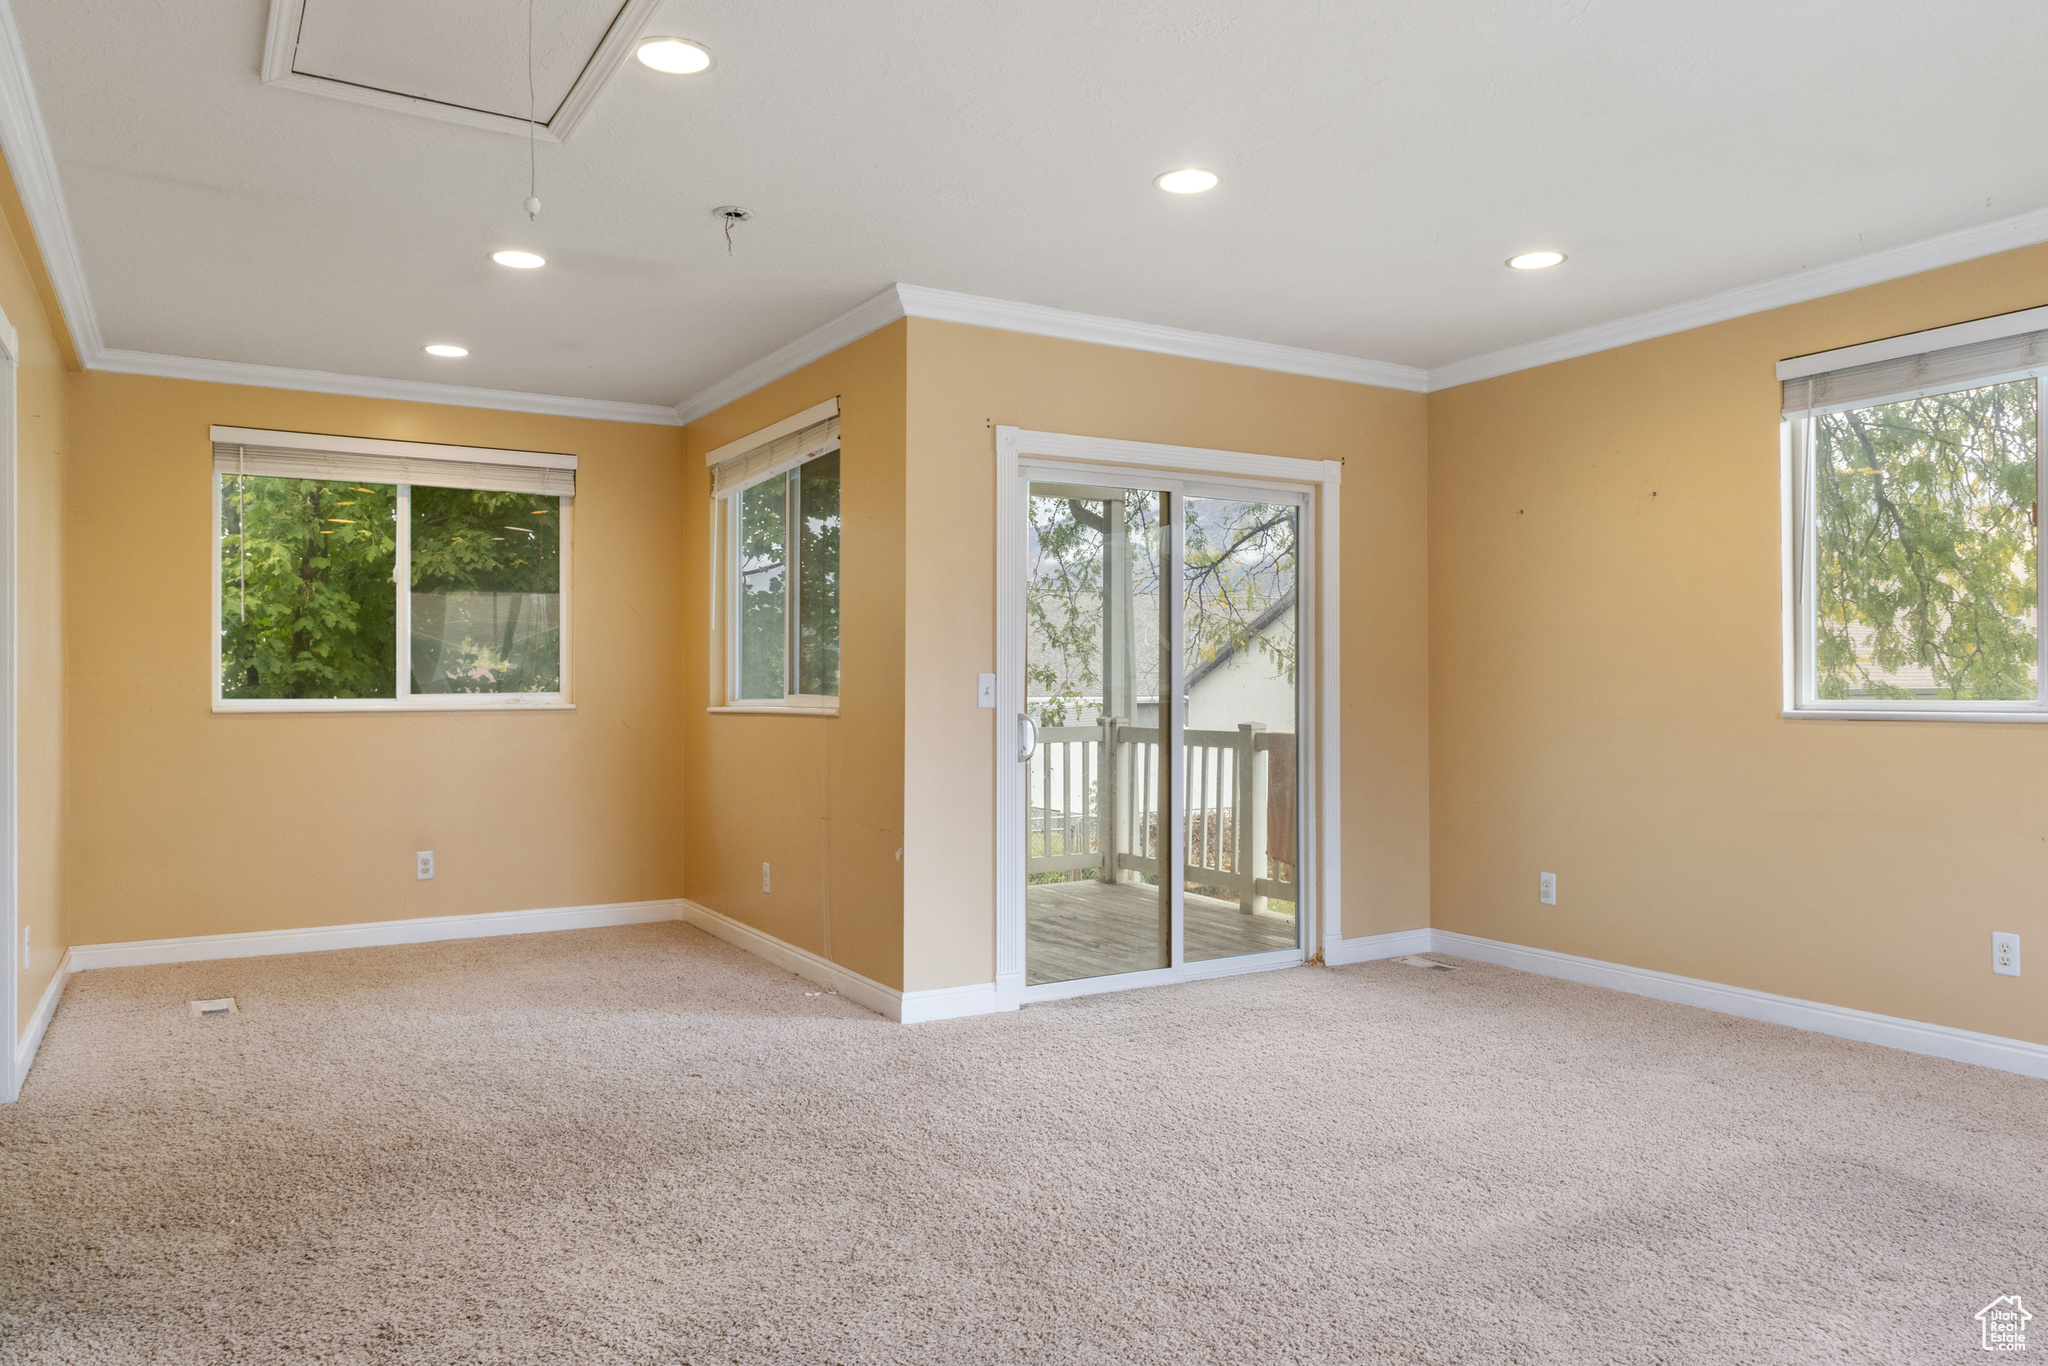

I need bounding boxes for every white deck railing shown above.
[1026,717,1296,912]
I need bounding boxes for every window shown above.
[213,426,574,711]
[1784,312,2047,717]
[710,402,841,711]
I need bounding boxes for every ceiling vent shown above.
[260,0,663,142]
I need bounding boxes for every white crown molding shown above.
[673,287,909,425]
[896,284,1432,392]
[1430,205,2048,391]
[673,283,1432,426]
[259,0,660,143]
[94,349,682,425]
[673,198,2048,421]
[1431,930,2048,1082]
[0,0,102,361]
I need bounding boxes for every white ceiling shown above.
[14,0,2048,411]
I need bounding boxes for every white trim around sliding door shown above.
[0,304,19,1101]
[992,427,1342,1007]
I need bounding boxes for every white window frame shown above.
[1782,306,2048,722]
[210,426,575,714]
[706,399,841,717]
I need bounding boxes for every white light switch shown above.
[977,673,996,708]
[417,850,435,880]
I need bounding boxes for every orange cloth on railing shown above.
[1265,733,1296,871]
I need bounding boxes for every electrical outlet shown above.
[417,850,435,881]
[977,673,996,708]
[762,862,772,894]
[1538,872,1557,906]
[1993,932,2021,977]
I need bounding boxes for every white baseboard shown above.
[51,898,2040,1079]
[674,900,1016,1024]
[9,948,73,1099]
[675,899,906,1021]
[1324,927,1434,965]
[1431,930,2048,1082]
[68,899,687,972]
[901,980,1007,1024]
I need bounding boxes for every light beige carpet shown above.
[2,923,2042,1364]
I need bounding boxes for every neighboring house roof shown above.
[1186,589,1296,692]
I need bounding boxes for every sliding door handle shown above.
[1018,713,1039,762]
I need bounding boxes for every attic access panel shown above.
[260,0,661,141]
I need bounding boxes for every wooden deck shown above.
[1026,878,1299,986]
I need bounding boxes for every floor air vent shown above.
[1393,956,1455,971]
[188,998,239,1017]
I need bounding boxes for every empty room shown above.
[1,1,2044,1361]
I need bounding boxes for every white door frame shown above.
[0,303,20,1102]
[993,426,1342,1009]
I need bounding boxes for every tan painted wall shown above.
[0,152,69,1040]
[679,322,907,990]
[63,372,687,947]
[1428,242,2048,1046]
[903,319,1431,992]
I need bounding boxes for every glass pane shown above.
[736,477,787,700]
[1814,380,2037,701]
[1024,483,1167,985]
[220,474,397,699]
[409,488,562,694]
[1182,497,1300,962]
[795,451,840,696]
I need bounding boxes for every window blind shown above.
[208,427,577,497]
[1781,327,2048,418]
[710,415,841,496]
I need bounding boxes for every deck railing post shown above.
[1100,716,1123,884]
[1237,722,1268,914]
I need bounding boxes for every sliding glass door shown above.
[1021,476,1304,991]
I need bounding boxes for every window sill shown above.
[707,704,840,717]
[1783,706,2048,723]
[215,698,575,714]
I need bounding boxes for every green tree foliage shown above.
[220,476,398,699]
[736,476,788,699]
[1025,493,1296,724]
[795,452,841,696]
[220,477,562,699]
[1814,380,2037,700]
[1025,492,1160,725]
[409,487,561,693]
[1182,500,1296,683]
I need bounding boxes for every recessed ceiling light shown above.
[423,344,468,358]
[1155,168,1219,195]
[636,37,712,74]
[1507,250,1567,270]
[491,250,546,269]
